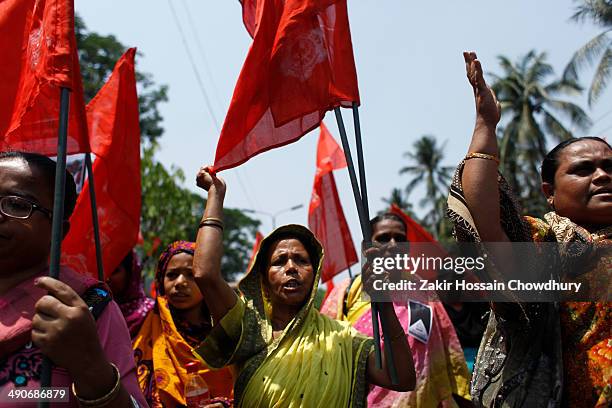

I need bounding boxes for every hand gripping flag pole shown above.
[351,103,400,385]
[333,107,399,385]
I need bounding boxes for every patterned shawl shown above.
[447,160,611,407]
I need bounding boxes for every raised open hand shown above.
[196,166,226,196]
[464,51,501,127]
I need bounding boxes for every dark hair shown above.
[154,241,196,296]
[541,137,612,185]
[261,231,319,269]
[120,251,135,272]
[370,212,408,234]
[257,230,321,278]
[0,151,77,220]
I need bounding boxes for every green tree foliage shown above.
[564,0,612,106]
[76,15,260,280]
[222,207,262,282]
[75,15,168,145]
[140,146,259,280]
[490,51,591,215]
[381,188,415,217]
[399,135,454,240]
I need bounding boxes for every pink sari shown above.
[322,278,471,408]
[0,267,147,407]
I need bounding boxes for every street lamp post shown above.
[242,203,304,230]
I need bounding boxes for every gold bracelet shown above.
[72,363,121,407]
[199,219,224,231]
[201,216,224,225]
[465,152,499,164]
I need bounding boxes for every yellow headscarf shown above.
[195,225,373,407]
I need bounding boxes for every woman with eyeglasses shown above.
[0,151,146,407]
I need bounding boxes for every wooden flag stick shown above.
[85,153,105,281]
[351,102,369,216]
[47,88,71,280]
[333,108,371,238]
[350,103,399,384]
[39,86,70,407]
[333,107,388,375]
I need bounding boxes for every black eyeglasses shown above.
[0,195,53,220]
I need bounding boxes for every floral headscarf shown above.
[155,241,196,295]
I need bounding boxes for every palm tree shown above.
[564,0,612,106]
[399,135,454,239]
[490,51,592,215]
[381,188,415,216]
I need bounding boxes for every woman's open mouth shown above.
[591,188,612,200]
[283,280,302,291]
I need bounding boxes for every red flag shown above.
[389,204,447,280]
[321,279,335,305]
[62,48,140,279]
[148,236,162,257]
[247,231,264,271]
[239,0,260,38]
[308,123,357,282]
[0,0,89,155]
[213,0,359,172]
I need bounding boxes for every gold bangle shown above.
[199,219,224,231]
[202,216,224,225]
[465,152,499,164]
[72,362,121,407]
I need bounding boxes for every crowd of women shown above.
[0,51,610,407]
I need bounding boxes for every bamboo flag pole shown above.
[333,108,381,365]
[85,153,105,281]
[351,103,369,216]
[333,108,370,236]
[39,87,71,408]
[47,88,71,280]
[333,107,398,384]
[351,102,399,384]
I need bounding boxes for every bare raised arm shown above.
[193,167,238,322]
[461,51,509,242]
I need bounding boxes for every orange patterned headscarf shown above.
[133,241,234,407]
[133,296,234,407]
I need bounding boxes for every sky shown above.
[75,1,611,278]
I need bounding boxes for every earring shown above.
[547,197,554,208]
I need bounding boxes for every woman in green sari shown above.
[190,168,415,407]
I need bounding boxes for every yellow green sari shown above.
[194,225,373,407]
